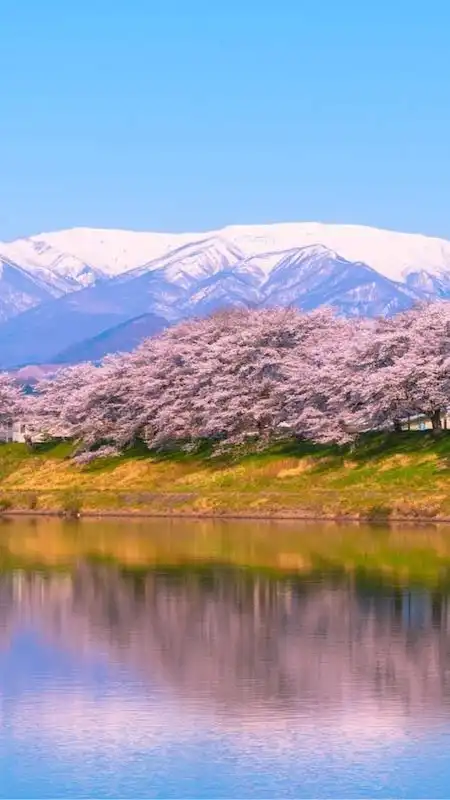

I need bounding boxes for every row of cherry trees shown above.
[1,302,450,456]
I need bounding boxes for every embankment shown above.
[0,433,450,521]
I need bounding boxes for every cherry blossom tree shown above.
[27,301,450,455]
[275,312,363,444]
[350,303,450,433]
[0,373,24,427]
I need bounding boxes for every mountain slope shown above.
[0,242,423,369]
[5,221,450,284]
[261,245,416,316]
[0,238,105,288]
[2,221,450,367]
[27,227,194,275]
[0,266,186,367]
[132,236,246,288]
[53,313,168,364]
[223,222,450,284]
[0,256,73,322]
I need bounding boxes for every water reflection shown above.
[2,560,450,720]
[2,519,450,797]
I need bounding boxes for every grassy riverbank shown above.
[1,432,450,520]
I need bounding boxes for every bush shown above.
[0,496,12,512]
[27,492,38,511]
[366,504,392,523]
[61,491,82,518]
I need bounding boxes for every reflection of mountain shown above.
[3,565,450,721]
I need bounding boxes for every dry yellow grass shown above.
[276,459,315,478]
[1,431,450,520]
[378,454,415,470]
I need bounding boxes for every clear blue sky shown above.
[1,0,450,240]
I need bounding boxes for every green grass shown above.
[1,431,450,519]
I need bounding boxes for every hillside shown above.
[1,433,450,520]
[53,313,168,363]
[0,256,73,323]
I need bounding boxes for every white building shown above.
[0,420,35,443]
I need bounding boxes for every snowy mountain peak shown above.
[26,226,194,276]
[220,222,450,282]
[4,220,450,286]
[0,236,101,289]
[126,235,246,289]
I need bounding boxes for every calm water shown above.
[2,518,450,798]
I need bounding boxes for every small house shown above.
[0,420,42,444]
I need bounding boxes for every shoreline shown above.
[1,433,450,526]
[0,507,448,525]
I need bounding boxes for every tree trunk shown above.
[393,418,402,433]
[431,410,443,432]
[24,434,34,452]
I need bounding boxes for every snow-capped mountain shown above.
[2,220,450,367]
[128,236,246,289]
[6,220,450,284]
[10,222,450,281]
[26,227,195,275]
[0,238,105,290]
[0,255,75,323]
[261,245,416,317]
[221,222,450,283]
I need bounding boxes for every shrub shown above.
[27,492,38,511]
[366,504,392,523]
[0,496,12,512]
[61,491,82,518]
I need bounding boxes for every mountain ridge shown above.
[4,220,450,281]
[53,312,169,364]
[1,221,450,367]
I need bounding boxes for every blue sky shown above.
[1,0,450,240]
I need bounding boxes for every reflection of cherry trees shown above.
[4,565,450,719]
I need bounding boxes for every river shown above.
[1,516,450,798]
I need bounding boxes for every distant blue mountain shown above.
[53,313,168,364]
